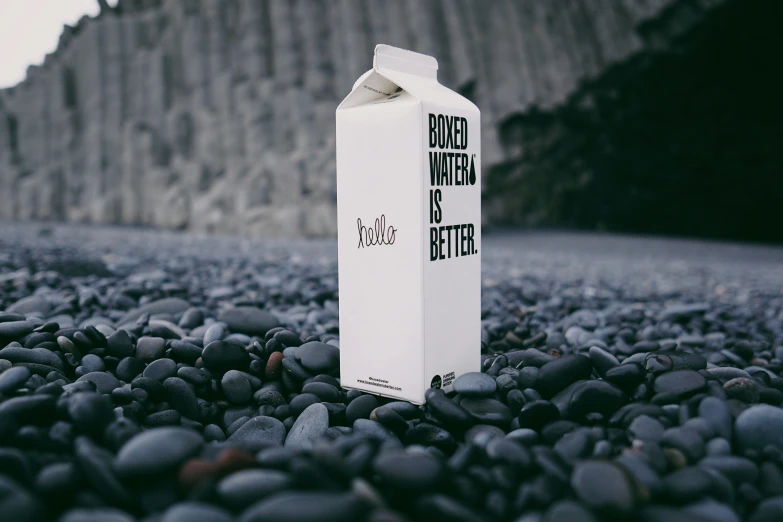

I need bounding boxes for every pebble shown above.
[106,330,134,358]
[76,372,120,394]
[654,370,706,396]
[144,358,177,381]
[163,377,201,419]
[345,394,379,424]
[222,370,252,404]
[285,403,329,450]
[736,404,783,452]
[239,492,368,522]
[135,336,166,362]
[202,340,250,373]
[295,342,340,374]
[373,451,445,492]
[228,416,287,449]
[723,377,760,403]
[460,398,513,427]
[217,307,280,337]
[217,469,293,510]
[452,372,497,397]
[0,366,31,393]
[161,502,233,522]
[114,427,204,478]
[571,460,636,517]
[536,355,593,398]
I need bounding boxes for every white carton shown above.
[336,45,481,404]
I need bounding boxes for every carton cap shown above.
[373,44,438,81]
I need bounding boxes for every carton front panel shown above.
[336,102,423,402]
[422,106,481,393]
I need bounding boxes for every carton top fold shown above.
[373,44,438,81]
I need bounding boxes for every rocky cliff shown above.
[0,0,736,237]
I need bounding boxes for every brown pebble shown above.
[216,448,256,477]
[663,448,687,470]
[178,459,219,492]
[265,352,284,380]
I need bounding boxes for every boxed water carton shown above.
[336,44,481,404]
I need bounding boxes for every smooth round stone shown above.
[356,419,400,443]
[465,424,506,444]
[373,451,445,492]
[115,427,204,478]
[506,428,540,446]
[0,321,35,342]
[204,424,226,442]
[178,308,204,330]
[543,500,598,522]
[0,366,31,393]
[605,363,646,388]
[301,382,341,402]
[217,307,280,337]
[294,342,340,374]
[698,397,733,440]
[452,372,497,397]
[68,392,114,436]
[700,456,759,485]
[536,355,593,398]
[736,404,783,452]
[80,354,105,372]
[202,341,251,373]
[118,298,190,326]
[662,427,705,462]
[217,469,293,509]
[222,370,252,404]
[552,380,627,422]
[254,389,286,408]
[144,358,177,382]
[163,377,200,419]
[106,330,134,358]
[627,415,665,443]
[75,372,120,394]
[460,398,512,427]
[518,400,561,432]
[238,492,368,522]
[589,346,619,378]
[60,508,135,522]
[73,436,134,507]
[136,337,166,363]
[662,466,713,503]
[7,296,50,316]
[345,395,379,425]
[289,393,321,416]
[161,502,232,522]
[203,324,225,346]
[571,460,636,517]
[750,497,783,522]
[228,416,286,449]
[285,403,329,450]
[425,388,472,428]
[707,438,731,456]
[169,341,203,364]
[264,352,284,380]
[654,370,706,396]
[723,377,760,403]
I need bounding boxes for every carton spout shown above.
[374,44,438,81]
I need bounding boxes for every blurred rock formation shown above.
[2,0,770,240]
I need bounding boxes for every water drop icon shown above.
[469,157,477,185]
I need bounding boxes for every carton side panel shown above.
[337,97,424,403]
[421,100,482,397]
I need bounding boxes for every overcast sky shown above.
[0,0,114,89]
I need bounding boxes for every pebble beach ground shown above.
[1,222,783,522]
